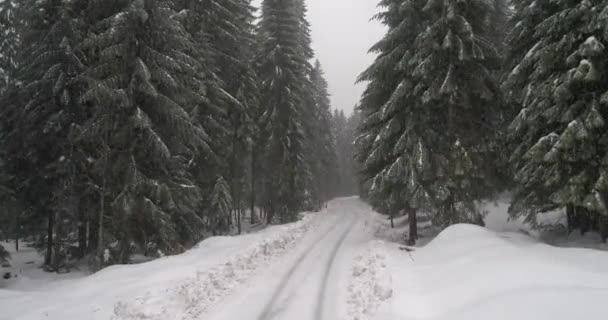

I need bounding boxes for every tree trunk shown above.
[579,207,591,235]
[53,210,62,271]
[45,209,53,267]
[566,204,577,234]
[15,211,19,252]
[266,205,274,225]
[237,206,242,235]
[407,206,418,246]
[77,203,87,258]
[250,149,256,224]
[390,210,394,228]
[88,217,97,253]
[98,155,107,269]
[97,115,111,269]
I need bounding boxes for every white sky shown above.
[252,0,386,115]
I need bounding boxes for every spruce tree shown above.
[333,109,359,197]
[0,0,19,92]
[80,0,213,263]
[357,0,429,243]
[408,0,506,226]
[2,0,89,269]
[309,60,337,208]
[199,0,258,231]
[172,0,258,233]
[209,175,233,235]
[358,0,506,236]
[505,0,608,241]
[257,0,313,222]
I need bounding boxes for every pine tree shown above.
[358,0,506,238]
[209,175,233,235]
[0,0,19,92]
[256,0,314,222]
[408,0,506,226]
[333,109,359,197]
[309,60,337,208]
[199,0,258,232]
[171,0,258,233]
[505,0,608,241]
[2,0,89,269]
[357,0,430,243]
[79,0,213,264]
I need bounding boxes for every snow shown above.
[2,197,608,320]
[483,197,608,250]
[374,223,608,320]
[0,241,85,291]
[201,197,375,320]
[371,198,608,320]
[0,211,321,320]
[584,36,604,55]
[113,211,319,320]
[347,240,392,320]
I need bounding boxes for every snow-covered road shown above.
[203,197,373,320]
[0,197,380,320]
[6,197,607,320]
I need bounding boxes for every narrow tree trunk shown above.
[88,217,97,253]
[250,149,256,224]
[579,207,591,235]
[237,206,242,235]
[77,203,87,258]
[15,211,19,252]
[566,204,576,234]
[53,210,62,271]
[45,209,53,266]
[97,183,105,268]
[266,205,274,225]
[390,210,395,228]
[98,119,110,269]
[407,205,418,246]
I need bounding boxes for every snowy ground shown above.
[200,197,374,320]
[0,241,86,291]
[374,224,608,320]
[2,197,608,320]
[367,197,608,320]
[0,209,322,320]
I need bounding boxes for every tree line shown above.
[357,0,608,245]
[0,0,356,271]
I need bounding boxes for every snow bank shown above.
[376,223,608,320]
[112,212,320,320]
[0,213,320,320]
[347,240,392,320]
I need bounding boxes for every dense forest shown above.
[0,0,357,271]
[357,0,608,245]
[2,0,608,274]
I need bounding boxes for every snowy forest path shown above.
[202,197,374,320]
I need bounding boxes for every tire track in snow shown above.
[257,213,360,320]
[256,218,342,320]
[314,216,359,320]
[112,212,324,320]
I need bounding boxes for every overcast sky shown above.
[252,0,386,115]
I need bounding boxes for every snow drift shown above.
[376,223,608,320]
